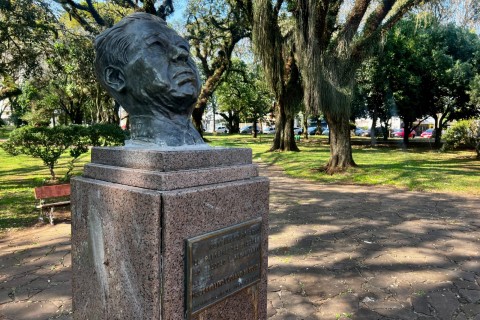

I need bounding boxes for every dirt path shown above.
[1,163,480,319]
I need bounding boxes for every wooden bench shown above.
[34,184,71,225]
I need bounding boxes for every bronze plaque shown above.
[185,217,262,317]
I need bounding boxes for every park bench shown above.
[34,184,71,225]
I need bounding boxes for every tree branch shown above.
[157,0,174,20]
[274,0,284,16]
[85,0,106,26]
[54,0,89,11]
[61,4,98,34]
[362,0,396,38]
[111,0,138,9]
[352,0,419,59]
[380,0,419,32]
[322,0,344,49]
[0,87,21,101]
[339,0,371,43]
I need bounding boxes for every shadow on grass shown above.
[0,164,46,177]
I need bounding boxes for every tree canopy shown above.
[216,59,273,135]
[0,0,57,101]
[354,15,480,146]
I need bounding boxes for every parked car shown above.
[293,127,303,135]
[215,126,229,133]
[360,127,384,137]
[355,128,367,136]
[263,126,275,134]
[321,128,330,136]
[307,126,319,135]
[392,128,416,138]
[420,128,435,138]
[240,125,261,134]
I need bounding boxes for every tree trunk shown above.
[434,116,445,148]
[270,102,284,151]
[232,114,240,133]
[283,117,298,151]
[302,113,308,139]
[370,110,377,146]
[403,123,412,146]
[112,101,121,125]
[192,103,206,136]
[49,165,56,181]
[324,111,356,174]
[269,100,299,152]
[192,59,230,136]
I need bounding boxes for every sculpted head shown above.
[94,12,201,118]
[94,13,205,147]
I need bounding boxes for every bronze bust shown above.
[94,13,205,148]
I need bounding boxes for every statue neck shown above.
[128,113,203,147]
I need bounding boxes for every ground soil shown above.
[1,163,480,319]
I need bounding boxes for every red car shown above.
[420,129,435,138]
[393,128,416,138]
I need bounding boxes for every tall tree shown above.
[383,16,480,146]
[353,57,394,144]
[45,32,119,125]
[353,15,480,147]
[421,20,480,146]
[186,0,251,135]
[0,0,57,101]
[251,0,303,151]
[381,18,428,145]
[216,60,273,136]
[293,0,427,174]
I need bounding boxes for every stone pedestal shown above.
[71,147,269,319]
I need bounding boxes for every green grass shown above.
[1,133,478,231]
[0,125,14,140]
[0,146,90,232]
[207,134,480,195]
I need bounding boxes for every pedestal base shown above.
[71,147,269,319]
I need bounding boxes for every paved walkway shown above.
[1,163,480,319]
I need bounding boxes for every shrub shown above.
[442,119,480,158]
[1,124,127,181]
[2,126,75,180]
[88,123,128,147]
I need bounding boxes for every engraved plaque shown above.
[185,217,262,317]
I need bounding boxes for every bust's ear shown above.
[104,66,125,92]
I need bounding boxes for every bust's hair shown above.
[94,13,167,93]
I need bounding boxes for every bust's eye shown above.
[152,41,166,48]
[177,43,190,51]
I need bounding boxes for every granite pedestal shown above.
[71,147,269,319]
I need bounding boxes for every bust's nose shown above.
[172,46,189,62]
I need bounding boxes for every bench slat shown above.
[34,184,71,199]
[36,201,71,209]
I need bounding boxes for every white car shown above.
[215,126,229,133]
[263,126,275,134]
[293,127,303,134]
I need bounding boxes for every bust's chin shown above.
[168,88,199,113]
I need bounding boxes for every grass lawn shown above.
[1,132,478,231]
[207,134,480,195]
[0,125,14,140]
[0,146,90,232]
